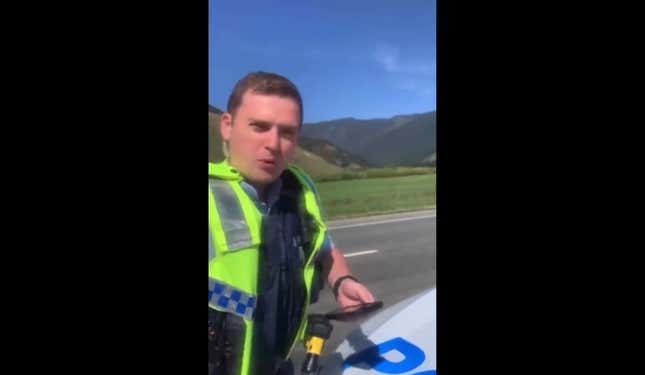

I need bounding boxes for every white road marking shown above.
[343,249,379,258]
[328,214,435,230]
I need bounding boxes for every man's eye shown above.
[250,123,268,131]
[281,131,296,139]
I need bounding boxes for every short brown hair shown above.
[226,71,303,126]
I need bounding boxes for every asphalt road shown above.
[290,209,436,369]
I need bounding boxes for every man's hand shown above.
[336,278,375,308]
[323,247,376,307]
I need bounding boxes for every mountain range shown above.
[209,105,435,178]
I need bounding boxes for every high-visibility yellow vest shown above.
[208,160,327,375]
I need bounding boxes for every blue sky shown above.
[209,0,435,123]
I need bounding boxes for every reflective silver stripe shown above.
[208,277,256,321]
[209,179,253,251]
[208,229,215,261]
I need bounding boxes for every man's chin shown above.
[251,168,282,185]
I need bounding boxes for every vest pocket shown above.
[208,308,245,374]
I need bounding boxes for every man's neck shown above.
[226,159,283,203]
[226,159,266,201]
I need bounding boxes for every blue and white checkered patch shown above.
[208,278,256,321]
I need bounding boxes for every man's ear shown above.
[220,112,233,141]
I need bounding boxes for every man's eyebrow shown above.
[248,118,297,129]
[248,119,272,126]
[279,125,297,132]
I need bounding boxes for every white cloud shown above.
[373,46,434,99]
[373,45,400,72]
[372,44,434,75]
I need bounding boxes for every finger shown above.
[359,288,375,303]
[352,283,374,302]
[345,284,372,303]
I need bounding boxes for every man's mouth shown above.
[258,159,277,168]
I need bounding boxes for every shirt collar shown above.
[240,176,283,209]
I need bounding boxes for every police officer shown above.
[209,71,375,375]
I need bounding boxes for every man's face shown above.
[220,92,300,189]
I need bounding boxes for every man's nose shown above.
[264,127,280,152]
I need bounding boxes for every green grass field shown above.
[316,173,436,220]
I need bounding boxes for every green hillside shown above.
[301,111,436,167]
